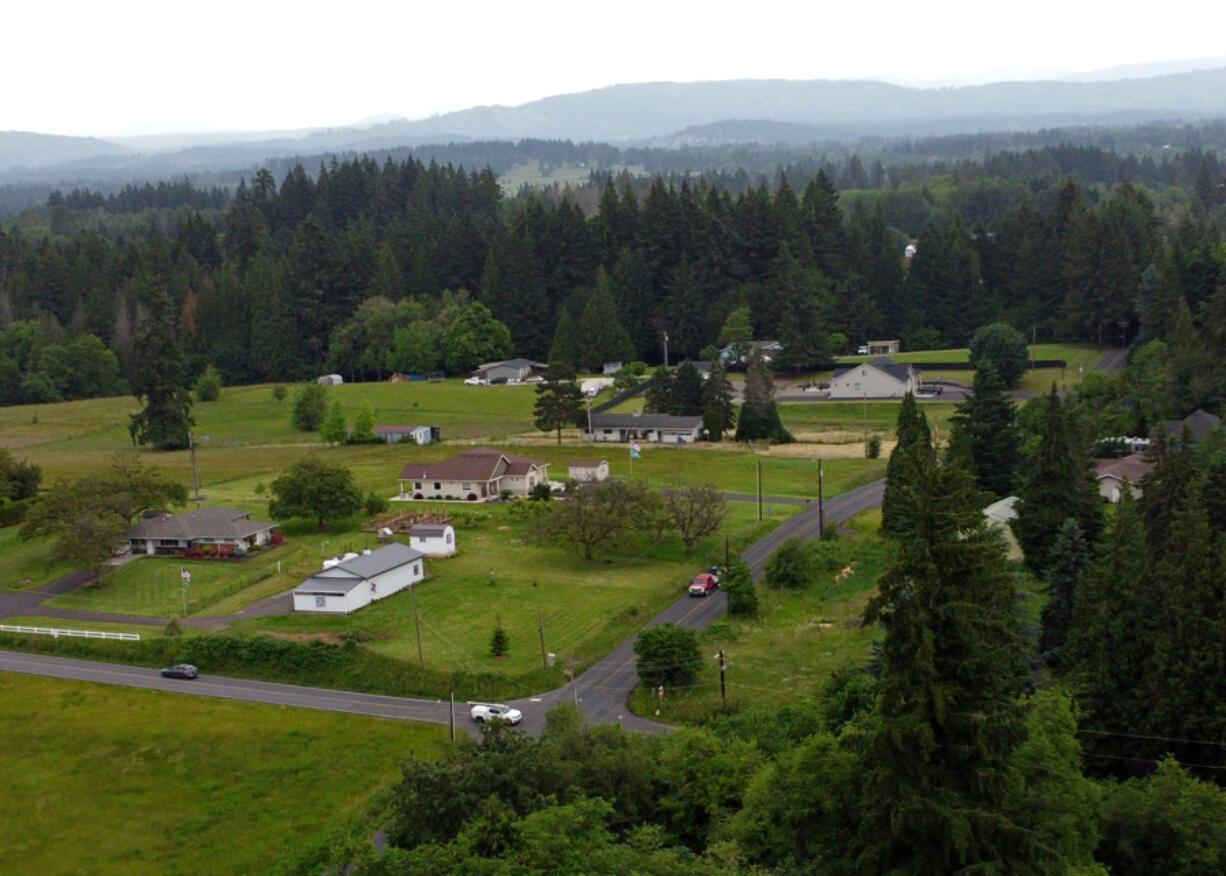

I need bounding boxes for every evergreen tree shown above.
[1140,429,1202,562]
[857,432,1034,872]
[951,361,1021,497]
[350,399,376,444]
[702,361,736,442]
[547,308,580,369]
[772,243,832,371]
[1038,517,1089,664]
[717,306,753,365]
[1012,388,1102,571]
[533,361,585,444]
[127,283,194,451]
[320,399,347,446]
[670,360,704,416]
[576,268,635,373]
[643,365,673,414]
[734,348,792,443]
[880,392,932,537]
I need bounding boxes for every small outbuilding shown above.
[317,373,344,386]
[569,459,610,482]
[292,542,425,614]
[376,425,435,445]
[409,523,457,557]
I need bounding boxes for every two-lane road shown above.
[1,479,886,736]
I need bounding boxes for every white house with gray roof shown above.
[292,542,426,614]
[583,412,704,444]
[124,508,277,556]
[829,357,921,399]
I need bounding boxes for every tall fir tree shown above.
[127,282,194,450]
[547,308,580,369]
[858,425,1034,872]
[1038,517,1090,664]
[950,361,1021,498]
[669,360,704,416]
[533,361,585,444]
[881,392,932,537]
[702,361,736,442]
[734,348,792,443]
[577,267,635,372]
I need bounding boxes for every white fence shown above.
[0,624,140,641]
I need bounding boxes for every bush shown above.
[723,559,759,618]
[765,538,815,590]
[529,482,552,501]
[291,383,328,431]
[364,490,389,517]
[489,619,509,657]
[164,616,183,638]
[634,623,702,688]
[272,385,287,402]
[193,364,222,402]
[866,435,882,459]
[0,497,35,527]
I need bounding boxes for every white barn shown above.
[292,543,425,614]
[829,357,920,399]
[409,523,456,557]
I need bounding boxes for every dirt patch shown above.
[759,440,897,459]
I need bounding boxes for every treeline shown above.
[47,179,230,214]
[0,144,1223,406]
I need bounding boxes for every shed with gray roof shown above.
[292,542,426,614]
[409,523,456,557]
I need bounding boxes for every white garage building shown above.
[292,542,426,614]
[409,523,457,557]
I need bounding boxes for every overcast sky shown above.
[8,0,1226,137]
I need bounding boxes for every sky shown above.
[7,0,1226,138]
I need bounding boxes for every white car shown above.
[470,703,523,725]
[463,376,487,386]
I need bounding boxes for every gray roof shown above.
[294,543,425,596]
[589,413,703,430]
[410,524,451,537]
[832,357,916,384]
[294,577,367,595]
[125,508,276,541]
[1165,409,1222,441]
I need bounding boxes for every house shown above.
[409,523,456,557]
[396,447,550,501]
[718,340,782,366]
[829,357,920,399]
[602,361,623,375]
[983,496,1023,560]
[124,507,277,556]
[473,358,546,383]
[583,412,704,444]
[864,339,901,356]
[292,543,425,614]
[1164,409,1222,444]
[376,425,436,445]
[317,373,344,386]
[569,459,610,482]
[1096,453,1155,503]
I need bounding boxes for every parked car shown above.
[688,573,720,597]
[463,376,487,386]
[918,384,943,395]
[489,376,509,385]
[470,703,522,725]
[856,345,869,355]
[160,663,198,679]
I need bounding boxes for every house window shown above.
[433,482,440,490]
[462,482,471,490]
[414,482,422,490]
[315,596,325,608]
[413,564,421,575]
[445,533,452,543]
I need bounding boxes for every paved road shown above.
[0,479,886,736]
[1093,348,1128,375]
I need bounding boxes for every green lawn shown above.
[630,510,890,723]
[239,500,801,679]
[0,616,186,638]
[0,524,76,591]
[0,671,449,875]
[832,343,1103,393]
[779,400,958,438]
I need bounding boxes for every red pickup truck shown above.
[688,572,720,597]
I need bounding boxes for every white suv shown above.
[470,703,523,725]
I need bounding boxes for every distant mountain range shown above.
[3,64,1226,184]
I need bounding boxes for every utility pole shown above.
[410,583,424,670]
[724,534,729,569]
[448,686,455,742]
[717,650,727,709]
[663,331,670,369]
[567,657,579,706]
[585,393,592,440]
[189,432,201,510]
[817,458,825,539]
[537,604,548,671]
[756,459,762,522]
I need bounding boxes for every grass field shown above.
[628,510,890,723]
[0,671,449,875]
[0,616,191,638]
[834,343,1102,393]
[0,524,76,591]
[778,400,958,438]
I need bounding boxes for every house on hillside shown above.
[472,358,546,383]
[124,508,278,556]
[602,361,623,375]
[292,543,425,614]
[583,412,704,444]
[828,357,920,399]
[376,425,437,445]
[409,523,456,557]
[864,339,901,356]
[1096,453,1155,503]
[569,459,610,482]
[396,447,550,501]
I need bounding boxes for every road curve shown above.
[0,479,886,736]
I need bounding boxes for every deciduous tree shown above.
[268,458,362,529]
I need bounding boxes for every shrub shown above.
[272,385,287,402]
[765,538,815,590]
[634,624,702,688]
[723,559,759,618]
[193,364,222,402]
[164,616,183,638]
[489,619,509,657]
[529,482,552,501]
[271,533,284,545]
[364,490,389,517]
[866,435,882,459]
[969,321,1030,388]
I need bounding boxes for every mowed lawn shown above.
[239,500,801,678]
[0,671,450,875]
[630,510,890,723]
[0,524,77,591]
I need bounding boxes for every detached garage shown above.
[409,524,456,557]
[292,542,425,614]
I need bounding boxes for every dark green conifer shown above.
[881,392,932,537]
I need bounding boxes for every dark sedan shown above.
[160,663,198,679]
